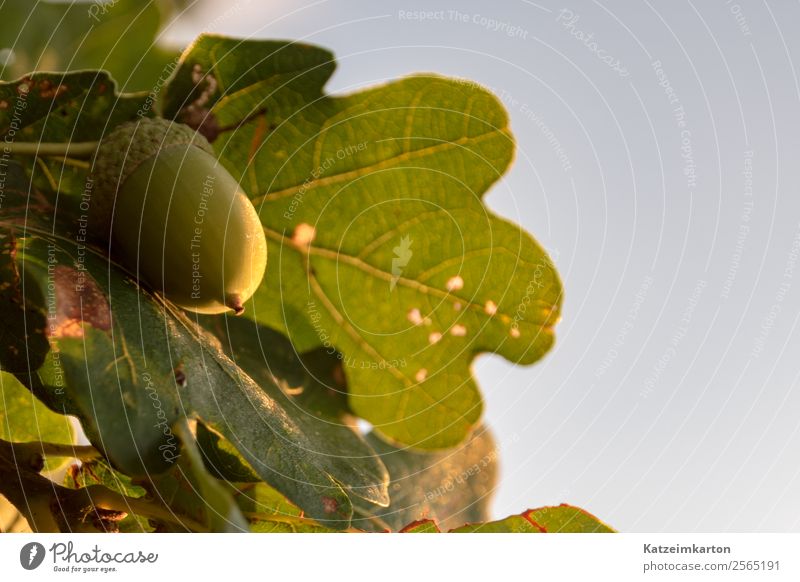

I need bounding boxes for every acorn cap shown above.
[89,117,214,239]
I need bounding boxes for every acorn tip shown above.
[226,294,245,315]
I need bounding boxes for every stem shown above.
[3,140,99,158]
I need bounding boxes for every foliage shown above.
[0,1,610,533]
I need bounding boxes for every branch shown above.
[8,440,101,471]
[0,439,206,532]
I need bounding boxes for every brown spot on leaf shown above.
[39,79,68,100]
[50,266,111,338]
[321,496,339,514]
[174,364,187,388]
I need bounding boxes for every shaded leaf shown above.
[143,422,247,532]
[0,221,49,374]
[175,422,249,533]
[230,482,336,533]
[0,0,178,92]
[353,427,497,532]
[195,421,260,483]
[0,71,151,199]
[201,314,389,508]
[0,72,147,142]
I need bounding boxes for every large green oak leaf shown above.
[162,35,563,450]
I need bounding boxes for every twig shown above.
[1,440,100,472]
[3,141,99,158]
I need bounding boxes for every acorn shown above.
[89,118,267,315]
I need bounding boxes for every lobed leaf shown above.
[163,35,563,450]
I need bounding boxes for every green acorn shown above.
[89,118,267,315]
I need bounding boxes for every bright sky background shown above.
[165,0,800,532]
